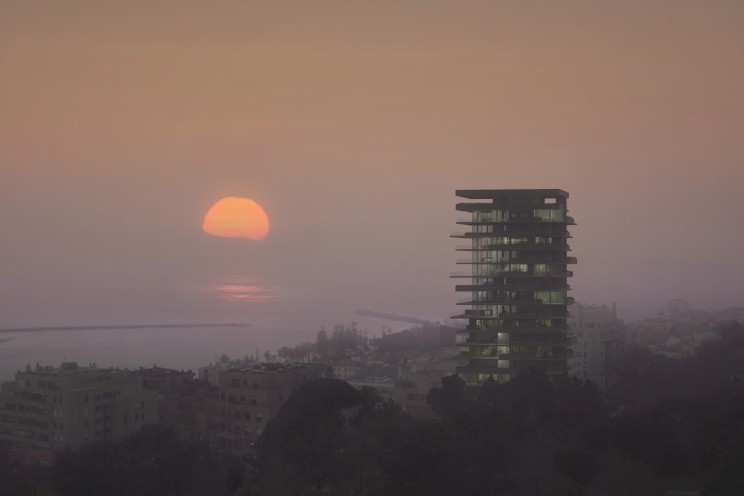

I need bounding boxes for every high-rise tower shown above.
[452,189,576,385]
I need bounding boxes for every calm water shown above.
[0,326,260,381]
[0,277,350,379]
[0,275,424,379]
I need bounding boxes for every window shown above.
[533,208,565,222]
[534,264,550,276]
[535,291,566,304]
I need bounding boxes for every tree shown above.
[379,420,457,496]
[704,431,744,495]
[251,379,362,495]
[0,440,43,496]
[52,425,243,496]
[315,328,329,360]
[427,374,470,422]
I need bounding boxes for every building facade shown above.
[0,362,157,449]
[131,366,215,437]
[330,359,362,381]
[216,363,332,448]
[452,189,576,385]
[568,303,625,389]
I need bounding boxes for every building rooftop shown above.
[17,361,111,376]
[227,362,327,374]
[133,365,194,376]
[456,189,569,199]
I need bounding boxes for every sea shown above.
[0,276,437,381]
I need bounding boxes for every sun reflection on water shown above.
[210,278,277,302]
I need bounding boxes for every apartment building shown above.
[0,362,156,449]
[568,303,625,389]
[452,189,576,385]
[216,362,332,448]
[131,365,215,437]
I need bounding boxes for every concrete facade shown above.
[0,362,157,449]
[216,363,332,448]
[568,303,625,389]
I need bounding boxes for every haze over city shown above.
[2,0,744,352]
[5,3,744,495]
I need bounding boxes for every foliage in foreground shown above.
[247,331,744,495]
[52,425,245,496]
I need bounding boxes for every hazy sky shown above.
[2,0,743,330]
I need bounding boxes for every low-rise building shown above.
[568,303,625,389]
[131,366,215,438]
[216,362,332,448]
[391,372,440,418]
[391,351,457,418]
[0,362,157,449]
[330,359,362,381]
[348,376,396,403]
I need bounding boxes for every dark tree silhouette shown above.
[251,379,362,495]
[52,425,243,496]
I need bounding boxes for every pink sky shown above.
[1,1,743,329]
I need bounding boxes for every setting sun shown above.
[202,197,270,241]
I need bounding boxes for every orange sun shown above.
[203,197,270,241]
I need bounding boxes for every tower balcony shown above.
[456,254,560,264]
[452,309,496,319]
[451,270,573,279]
[461,331,574,347]
[452,308,569,320]
[500,308,569,319]
[452,231,573,240]
[455,281,571,292]
[497,353,568,362]
[456,216,542,225]
[456,297,541,305]
[456,243,571,252]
